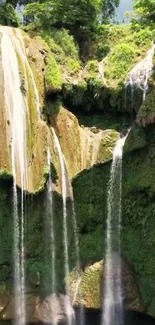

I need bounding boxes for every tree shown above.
[134,0,155,24]
[23,0,120,38]
[101,0,120,20]
[0,2,19,26]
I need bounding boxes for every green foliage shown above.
[86,60,99,73]
[65,58,81,75]
[47,29,79,60]
[45,54,62,92]
[105,43,136,81]
[23,0,120,47]
[0,170,12,180]
[134,0,155,25]
[40,29,81,78]
[133,27,153,46]
[0,3,19,26]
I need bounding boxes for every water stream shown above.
[52,128,84,325]
[1,26,28,325]
[0,26,40,325]
[52,129,69,281]
[126,42,155,102]
[102,132,129,325]
[47,149,56,295]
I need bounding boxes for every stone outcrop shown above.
[66,260,144,312]
[49,106,118,179]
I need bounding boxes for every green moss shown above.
[45,54,62,92]
[0,170,12,180]
[67,261,103,308]
[72,123,155,314]
[44,97,62,117]
[136,91,155,126]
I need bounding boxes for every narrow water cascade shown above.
[72,204,85,325]
[52,128,83,324]
[13,28,40,118]
[126,43,155,101]
[52,129,69,282]
[72,276,82,305]
[47,149,56,295]
[1,27,28,325]
[91,131,102,166]
[102,132,129,325]
[52,128,72,324]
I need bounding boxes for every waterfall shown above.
[47,149,56,295]
[52,129,69,281]
[52,129,72,324]
[52,128,83,324]
[102,132,128,325]
[1,26,27,325]
[0,26,40,325]
[126,43,155,101]
[13,28,40,118]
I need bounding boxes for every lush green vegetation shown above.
[0,2,19,26]
[134,0,155,26]
[45,54,62,92]
[23,0,119,44]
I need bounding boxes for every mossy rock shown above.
[66,260,143,311]
[136,90,155,126]
[72,123,155,316]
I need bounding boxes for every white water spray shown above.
[1,26,27,325]
[102,132,129,325]
[14,28,40,118]
[52,129,69,280]
[47,149,56,296]
[52,129,83,324]
[126,43,155,101]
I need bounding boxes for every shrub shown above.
[45,54,62,92]
[106,43,136,80]
[0,3,19,27]
[66,58,81,75]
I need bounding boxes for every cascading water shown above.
[13,28,40,118]
[52,129,71,322]
[1,26,28,325]
[47,149,56,296]
[126,43,155,102]
[102,132,129,325]
[0,26,40,325]
[52,128,83,324]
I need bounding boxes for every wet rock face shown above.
[49,106,118,180]
[35,294,74,324]
[0,27,49,193]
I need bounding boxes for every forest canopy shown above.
[134,0,155,24]
[0,0,120,31]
